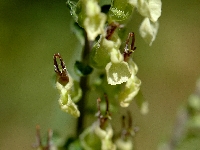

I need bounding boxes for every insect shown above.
[53,53,69,84]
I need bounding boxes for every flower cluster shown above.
[50,0,162,149]
[79,98,137,150]
[80,98,116,150]
[66,0,161,113]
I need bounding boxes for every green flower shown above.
[105,61,131,85]
[76,0,107,41]
[115,138,133,150]
[95,123,116,150]
[118,72,141,107]
[90,33,133,86]
[80,121,116,150]
[79,122,101,150]
[139,17,159,46]
[90,31,122,68]
[56,75,81,118]
[117,59,148,113]
[129,0,162,45]
[136,0,162,22]
[90,36,115,68]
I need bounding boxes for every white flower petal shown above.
[119,75,141,107]
[140,101,149,114]
[58,94,80,117]
[148,0,162,22]
[110,48,123,63]
[139,17,159,46]
[80,121,116,150]
[56,74,81,117]
[82,0,107,41]
[128,0,138,7]
[137,0,162,22]
[115,138,133,150]
[86,0,100,16]
[106,62,131,85]
[84,13,107,41]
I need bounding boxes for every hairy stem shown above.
[76,30,91,136]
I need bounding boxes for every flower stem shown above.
[76,30,91,136]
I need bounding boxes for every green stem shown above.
[76,30,91,136]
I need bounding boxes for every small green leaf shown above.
[75,61,93,76]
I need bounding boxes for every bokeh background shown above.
[1,0,200,149]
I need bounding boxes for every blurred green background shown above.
[1,0,200,149]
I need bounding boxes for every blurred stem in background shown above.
[159,78,200,150]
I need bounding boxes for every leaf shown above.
[74,61,93,76]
